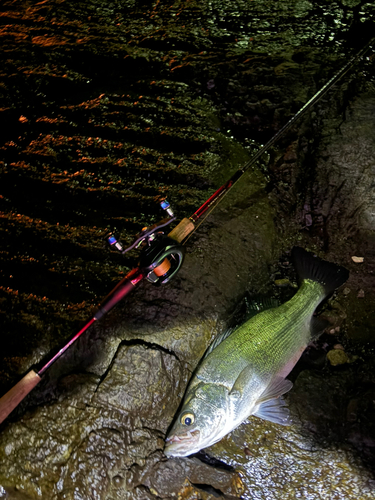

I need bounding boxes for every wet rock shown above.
[297,92,375,264]
[0,345,242,499]
[92,343,188,432]
[140,457,244,499]
[0,487,34,500]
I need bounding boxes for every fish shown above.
[164,247,349,457]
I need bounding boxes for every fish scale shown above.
[202,279,324,385]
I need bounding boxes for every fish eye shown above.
[181,412,195,426]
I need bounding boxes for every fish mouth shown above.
[166,429,200,444]
[164,429,200,457]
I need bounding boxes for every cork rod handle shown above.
[168,217,195,243]
[0,370,41,424]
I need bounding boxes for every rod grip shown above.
[0,370,41,424]
[168,217,195,243]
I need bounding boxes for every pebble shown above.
[274,278,291,287]
[327,349,349,366]
[329,326,340,334]
[351,256,364,263]
[333,343,344,350]
[357,289,365,298]
[244,447,253,457]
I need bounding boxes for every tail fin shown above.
[292,247,349,295]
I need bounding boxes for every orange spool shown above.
[153,258,171,277]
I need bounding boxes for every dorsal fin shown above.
[203,327,235,358]
[243,296,279,322]
[204,297,279,359]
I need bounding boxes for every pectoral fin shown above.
[256,376,293,404]
[253,397,292,425]
[252,376,293,426]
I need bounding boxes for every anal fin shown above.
[310,315,330,341]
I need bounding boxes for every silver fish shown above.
[164,247,349,457]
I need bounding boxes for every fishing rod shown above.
[0,37,373,425]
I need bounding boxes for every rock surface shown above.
[0,0,375,499]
